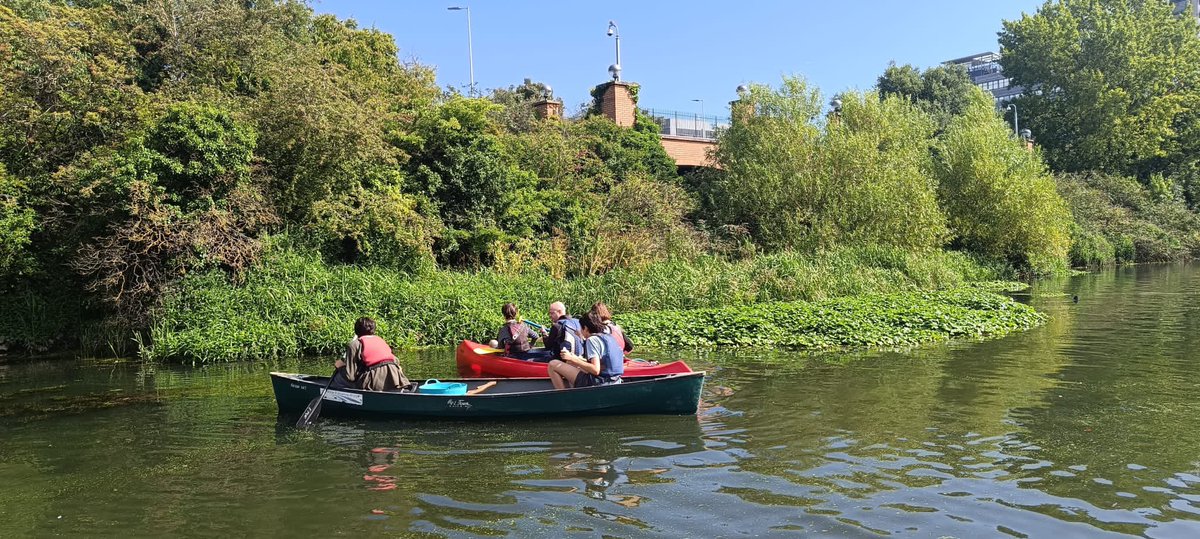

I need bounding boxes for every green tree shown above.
[489,78,551,133]
[0,3,144,178]
[933,90,1072,273]
[877,63,976,130]
[0,164,35,278]
[999,0,1200,178]
[405,97,544,266]
[67,103,276,323]
[711,76,948,252]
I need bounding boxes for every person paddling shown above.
[489,303,541,360]
[332,317,410,391]
[548,311,624,389]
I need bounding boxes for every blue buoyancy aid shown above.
[584,333,625,379]
[558,317,584,357]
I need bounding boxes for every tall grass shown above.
[147,238,1007,362]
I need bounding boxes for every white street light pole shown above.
[447,6,474,95]
[607,21,621,81]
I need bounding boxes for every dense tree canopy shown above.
[4,0,1196,354]
[710,77,947,253]
[877,63,977,130]
[934,90,1072,273]
[999,0,1200,179]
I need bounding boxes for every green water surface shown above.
[2,264,1199,537]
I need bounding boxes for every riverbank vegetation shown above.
[146,241,1005,362]
[620,289,1045,349]
[2,0,1200,360]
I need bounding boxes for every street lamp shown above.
[692,98,705,138]
[606,20,621,81]
[1005,103,1019,138]
[447,6,474,95]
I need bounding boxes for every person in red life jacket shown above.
[590,301,634,358]
[488,303,542,360]
[332,317,410,391]
[547,311,624,389]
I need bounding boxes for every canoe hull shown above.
[455,340,692,378]
[270,371,705,418]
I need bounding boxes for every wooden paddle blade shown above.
[467,381,497,395]
[295,395,324,428]
[473,346,505,354]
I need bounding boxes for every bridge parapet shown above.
[641,108,729,141]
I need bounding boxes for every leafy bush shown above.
[66,103,276,324]
[1056,172,1200,265]
[0,165,35,278]
[710,77,948,252]
[933,90,1072,274]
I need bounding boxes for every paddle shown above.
[296,373,337,428]
[522,319,545,330]
[467,381,497,395]
[472,345,506,354]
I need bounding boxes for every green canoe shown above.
[270,371,706,418]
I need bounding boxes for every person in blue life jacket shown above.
[488,302,542,360]
[331,317,410,391]
[539,301,584,360]
[547,311,624,389]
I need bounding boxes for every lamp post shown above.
[691,98,704,137]
[447,6,474,95]
[1005,103,1019,138]
[606,20,621,81]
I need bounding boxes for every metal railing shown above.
[641,108,729,141]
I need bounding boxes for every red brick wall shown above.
[533,100,563,120]
[660,136,717,168]
[600,82,636,127]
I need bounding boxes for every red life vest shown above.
[359,335,396,367]
[607,323,627,357]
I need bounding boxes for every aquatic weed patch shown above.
[146,244,1012,362]
[617,289,1046,349]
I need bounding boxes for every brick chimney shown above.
[533,99,563,120]
[598,81,637,127]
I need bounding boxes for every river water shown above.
[2,264,1199,537]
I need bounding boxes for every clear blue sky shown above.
[314,0,1046,118]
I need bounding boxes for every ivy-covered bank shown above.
[619,288,1043,349]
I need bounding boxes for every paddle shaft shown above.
[467,381,497,395]
[296,374,337,428]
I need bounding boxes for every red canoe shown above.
[455,340,693,378]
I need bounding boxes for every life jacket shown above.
[606,323,627,356]
[584,333,624,379]
[504,321,531,353]
[557,317,584,357]
[359,335,396,367]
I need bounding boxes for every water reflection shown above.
[3,263,1200,537]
